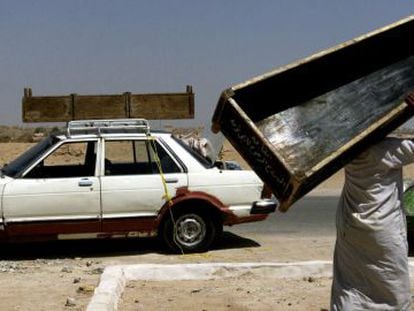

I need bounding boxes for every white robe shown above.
[331,138,414,310]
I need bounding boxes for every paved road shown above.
[209,194,340,262]
[228,194,339,237]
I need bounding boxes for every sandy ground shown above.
[1,142,414,310]
[0,258,100,311]
[119,276,334,311]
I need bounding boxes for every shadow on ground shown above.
[214,232,260,250]
[0,231,260,260]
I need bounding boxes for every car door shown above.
[2,139,101,237]
[100,137,187,232]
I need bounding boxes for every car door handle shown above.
[78,178,93,187]
[165,178,178,183]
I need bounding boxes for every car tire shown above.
[161,209,220,253]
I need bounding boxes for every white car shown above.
[0,119,276,253]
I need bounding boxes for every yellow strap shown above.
[147,135,173,205]
[148,134,184,254]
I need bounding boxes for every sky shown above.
[1,1,414,133]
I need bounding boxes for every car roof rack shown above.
[66,119,151,137]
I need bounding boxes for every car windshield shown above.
[172,135,213,169]
[1,136,59,178]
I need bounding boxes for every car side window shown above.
[150,141,181,174]
[24,141,97,178]
[104,139,180,176]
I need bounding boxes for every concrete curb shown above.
[122,261,333,281]
[86,260,414,311]
[86,266,126,311]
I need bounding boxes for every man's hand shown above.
[405,91,414,106]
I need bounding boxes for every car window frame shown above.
[102,136,185,176]
[21,137,100,179]
[157,137,188,173]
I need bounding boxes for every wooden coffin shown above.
[212,15,414,212]
[22,86,195,122]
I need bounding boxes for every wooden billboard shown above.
[22,86,194,122]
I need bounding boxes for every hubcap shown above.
[175,214,206,248]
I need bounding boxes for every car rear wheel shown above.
[161,209,220,253]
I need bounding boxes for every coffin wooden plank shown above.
[73,95,125,120]
[22,87,194,122]
[130,93,194,119]
[23,96,72,122]
[256,55,414,178]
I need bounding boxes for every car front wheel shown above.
[161,209,220,253]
